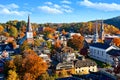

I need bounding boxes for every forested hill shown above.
[104,16,120,29]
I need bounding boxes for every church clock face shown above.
[27,32,33,38]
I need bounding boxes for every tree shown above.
[54,40,61,49]
[9,26,18,38]
[6,50,48,80]
[39,72,50,80]
[7,70,19,80]
[0,25,4,33]
[112,38,120,47]
[67,34,84,51]
[34,39,44,47]
[61,29,67,35]
[23,73,34,80]
[80,48,88,57]
[19,32,25,38]
[22,49,48,79]
[3,32,9,37]
[16,21,26,30]
[20,40,31,51]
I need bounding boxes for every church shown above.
[89,20,120,65]
[19,16,33,44]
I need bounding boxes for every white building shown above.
[89,43,120,65]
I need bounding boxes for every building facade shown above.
[89,43,120,65]
[75,59,97,75]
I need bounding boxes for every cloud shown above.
[38,6,63,14]
[61,0,71,4]
[44,2,53,5]
[79,0,120,11]
[0,3,30,15]
[0,8,30,15]
[38,1,73,14]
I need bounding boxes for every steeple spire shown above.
[93,20,99,43]
[100,20,104,40]
[27,15,32,32]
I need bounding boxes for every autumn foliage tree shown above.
[61,29,67,35]
[43,27,55,39]
[54,39,61,49]
[67,34,84,51]
[6,49,48,80]
[0,25,4,33]
[8,26,18,38]
[112,38,120,47]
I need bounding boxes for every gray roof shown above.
[75,59,97,68]
[56,62,74,70]
[90,43,110,49]
[107,49,120,56]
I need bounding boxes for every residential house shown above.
[56,46,76,62]
[55,61,75,75]
[0,43,14,55]
[0,35,7,43]
[39,53,51,62]
[74,57,97,75]
[89,43,120,65]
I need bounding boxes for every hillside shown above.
[104,16,120,29]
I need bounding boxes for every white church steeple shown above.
[26,15,33,43]
[93,20,99,43]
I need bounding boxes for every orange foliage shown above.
[5,37,14,43]
[22,49,48,79]
[98,39,104,43]
[23,73,34,80]
[12,41,17,49]
[44,27,55,33]
[0,25,4,33]
[112,38,120,47]
[54,40,61,48]
[68,34,84,50]
[62,29,67,35]
[19,32,25,38]
[33,31,36,37]
[6,49,48,80]
[3,32,9,37]
[116,30,120,35]
[48,34,53,39]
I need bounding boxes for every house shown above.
[89,43,120,65]
[74,57,97,75]
[0,35,7,43]
[56,46,76,62]
[39,53,51,63]
[55,61,75,75]
[0,43,14,55]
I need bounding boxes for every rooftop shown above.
[75,59,97,67]
[107,49,120,56]
[90,43,111,49]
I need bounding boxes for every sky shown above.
[0,0,120,23]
